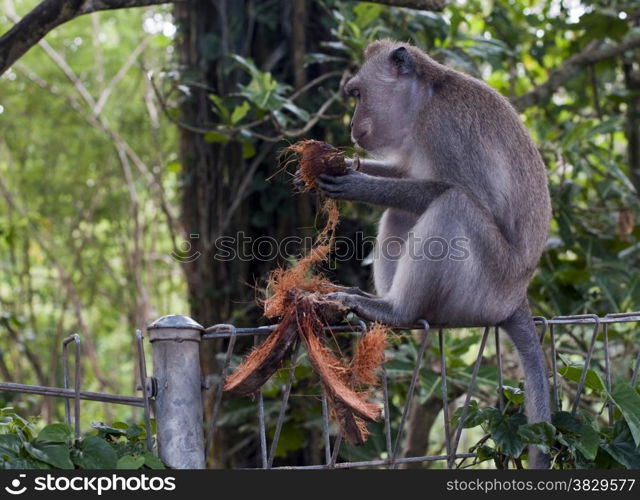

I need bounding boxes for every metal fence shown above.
[1,312,639,469]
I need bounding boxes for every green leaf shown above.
[575,421,600,461]
[166,160,182,174]
[282,102,310,122]
[126,424,143,440]
[269,425,305,458]
[601,423,640,469]
[91,422,127,437]
[557,365,606,394]
[242,141,256,160]
[610,383,640,446]
[489,413,526,457]
[117,455,145,469]
[71,436,118,469]
[552,411,582,434]
[352,2,384,29]
[576,12,629,41]
[37,423,74,443]
[231,101,250,124]
[204,131,229,144]
[502,385,525,406]
[24,441,73,469]
[143,452,164,470]
[0,434,22,458]
[209,94,230,123]
[518,422,556,453]
[451,400,488,429]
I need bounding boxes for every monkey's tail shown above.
[499,300,551,469]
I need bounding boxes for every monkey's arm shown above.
[316,170,451,215]
[344,158,404,178]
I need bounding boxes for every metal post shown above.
[147,315,205,469]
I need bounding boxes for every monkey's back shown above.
[418,64,551,274]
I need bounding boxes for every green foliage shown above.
[0,408,163,470]
[455,378,640,469]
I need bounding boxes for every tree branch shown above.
[0,0,173,76]
[344,0,447,10]
[511,35,640,112]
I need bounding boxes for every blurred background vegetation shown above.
[1,0,639,468]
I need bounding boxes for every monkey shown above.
[313,40,552,468]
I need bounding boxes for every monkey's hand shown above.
[316,169,368,201]
[293,170,307,192]
[324,291,357,309]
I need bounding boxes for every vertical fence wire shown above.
[602,323,614,425]
[494,327,504,412]
[565,315,600,415]
[254,333,268,469]
[321,390,332,464]
[389,320,430,469]
[381,365,393,466]
[267,342,300,468]
[450,327,490,464]
[135,330,153,451]
[549,324,560,411]
[62,334,81,439]
[204,324,238,462]
[438,329,453,469]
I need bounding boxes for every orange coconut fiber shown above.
[223,140,388,446]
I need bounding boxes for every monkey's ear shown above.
[389,47,415,77]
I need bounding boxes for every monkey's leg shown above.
[499,302,551,469]
[324,292,420,327]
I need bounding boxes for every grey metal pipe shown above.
[148,315,205,469]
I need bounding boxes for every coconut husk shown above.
[281,139,348,191]
[224,140,388,446]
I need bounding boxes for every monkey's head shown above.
[344,40,439,156]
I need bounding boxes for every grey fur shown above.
[316,40,552,468]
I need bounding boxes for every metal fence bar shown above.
[62,334,81,439]
[321,390,332,464]
[381,366,393,466]
[258,389,267,468]
[0,382,144,406]
[494,327,504,412]
[549,323,560,410]
[330,433,342,466]
[273,453,477,470]
[450,327,490,463]
[204,324,238,462]
[135,330,153,452]
[390,320,430,468]
[268,342,300,468]
[560,315,600,415]
[253,333,268,469]
[602,323,614,426]
[439,329,453,469]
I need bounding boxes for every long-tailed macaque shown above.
[315,40,552,468]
